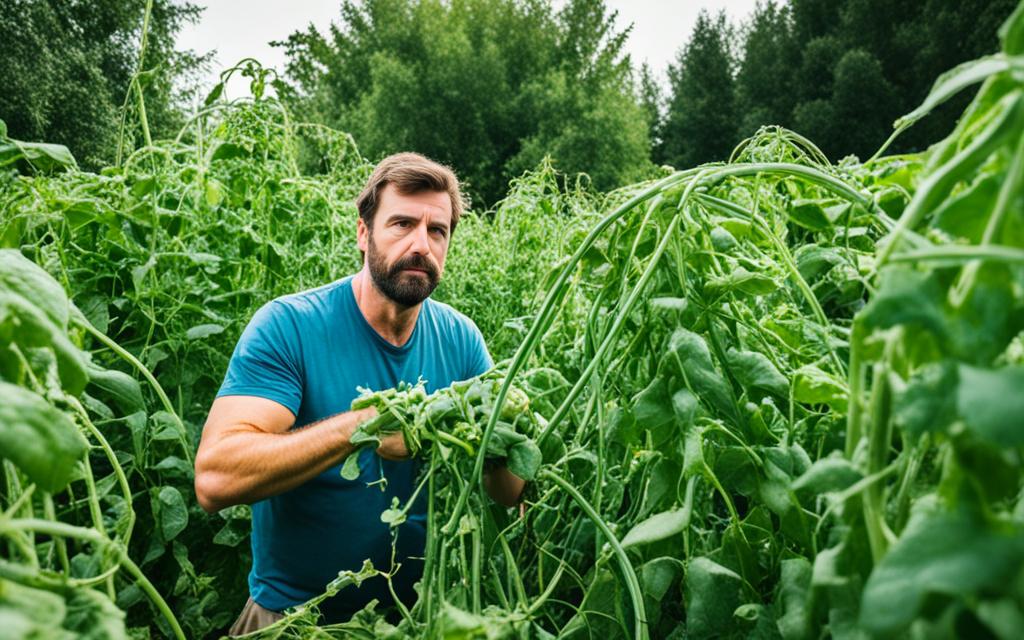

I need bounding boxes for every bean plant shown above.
[1,3,1023,639]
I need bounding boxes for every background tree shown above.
[734,1,799,139]
[657,10,737,168]
[0,0,207,169]
[276,0,652,205]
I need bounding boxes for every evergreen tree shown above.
[735,1,799,138]
[658,10,737,168]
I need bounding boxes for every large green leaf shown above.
[152,486,189,542]
[792,365,847,411]
[860,499,1024,635]
[664,328,738,424]
[0,578,69,638]
[61,587,128,640]
[86,365,145,415]
[857,266,948,341]
[685,557,742,638]
[632,376,674,436]
[0,382,88,492]
[0,250,70,328]
[727,348,788,397]
[0,291,89,395]
[506,437,542,481]
[0,139,77,172]
[891,362,958,438]
[957,364,1024,446]
[777,558,812,640]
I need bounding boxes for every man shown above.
[194,152,525,635]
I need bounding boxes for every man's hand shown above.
[375,431,410,461]
[483,463,526,507]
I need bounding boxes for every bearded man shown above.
[194,153,525,635]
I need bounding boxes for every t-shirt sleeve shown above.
[217,300,303,415]
[463,318,493,379]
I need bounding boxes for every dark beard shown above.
[367,236,440,307]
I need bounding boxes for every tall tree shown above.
[278,0,652,205]
[658,10,737,168]
[0,0,206,169]
[735,1,799,138]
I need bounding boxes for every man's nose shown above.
[408,222,430,255]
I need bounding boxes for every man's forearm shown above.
[195,408,374,512]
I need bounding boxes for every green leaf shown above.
[649,297,688,312]
[792,365,847,411]
[506,438,542,481]
[860,499,1024,636]
[0,139,77,172]
[777,558,812,640]
[903,54,1014,131]
[203,82,224,106]
[341,452,362,481]
[791,455,863,494]
[61,586,128,639]
[213,519,249,547]
[185,323,225,340]
[672,388,698,428]
[0,578,68,636]
[706,267,778,296]
[622,505,693,548]
[0,382,88,492]
[1001,1,1024,54]
[857,266,948,341]
[632,377,674,443]
[957,365,1024,446]
[788,199,831,231]
[794,244,844,283]
[154,486,188,542]
[664,328,738,423]
[727,349,788,397]
[931,173,1000,242]
[87,365,145,414]
[710,227,738,252]
[0,290,89,395]
[685,557,742,638]
[0,250,70,328]
[892,362,958,438]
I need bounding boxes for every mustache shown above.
[389,254,439,279]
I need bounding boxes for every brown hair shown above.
[356,152,465,233]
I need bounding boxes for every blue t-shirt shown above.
[216,276,492,619]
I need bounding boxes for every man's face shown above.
[357,184,452,308]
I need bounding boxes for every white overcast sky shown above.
[176,0,762,99]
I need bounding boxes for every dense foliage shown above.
[0,0,208,169]
[276,0,654,205]
[2,2,1024,639]
[657,0,1021,165]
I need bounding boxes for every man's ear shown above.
[356,217,369,254]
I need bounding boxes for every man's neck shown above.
[351,269,422,347]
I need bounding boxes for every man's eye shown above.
[396,220,411,228]
[430,227,447,237]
